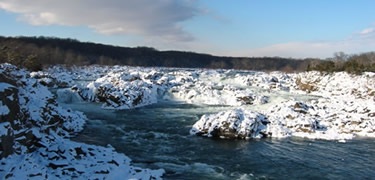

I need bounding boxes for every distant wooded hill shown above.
[0,36,313,71]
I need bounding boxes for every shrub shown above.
[24,55,42,71]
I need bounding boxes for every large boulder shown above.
[77,72,161,109]
[190,109,269,139]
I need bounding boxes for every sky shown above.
[0,0,375,59]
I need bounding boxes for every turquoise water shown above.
[63,101,375,180]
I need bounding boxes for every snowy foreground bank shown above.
[0,64,164,179]
[37,65,375,141]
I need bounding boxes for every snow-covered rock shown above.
[291,71,375,99]
[0,64,164,179]
[31,70,74,88]
[190,109,269,139]
[266,100,324,138]
[30,65,112,88]
[78,71,163,109]
[171,82,269,106]
[68,66,200,109]
[267,99,375,140]
[0,63,86,157]
[0,138,164,180]
[192,99,375,140]
[168,70,273,106]
[36,65,375,141]
[234,72,293,91]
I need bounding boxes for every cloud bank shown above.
[0,0,198,41]
[225,26,375,59]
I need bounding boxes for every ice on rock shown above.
[190,109,269,139]
[56,88,84,103]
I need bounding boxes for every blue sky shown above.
[0,0,375,58]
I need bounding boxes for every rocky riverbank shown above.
[0,64,164,179]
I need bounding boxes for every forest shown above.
[0,36,310,71]
[307,52,375,74]
[0,36,374,74]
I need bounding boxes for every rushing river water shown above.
[58,99,375,180]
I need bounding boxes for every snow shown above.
[68,66,198,109]
[170,82,269,106]
[31,65,108,88]
[81,71,162,109]
[0,63,164,180]
[0,101,9,115]
[0,137,164,180]
[192,98,374,141]
[181,70,374,141]
[0,83,14,93]
[0,122,11,136]
[3,62,374,178]
[35,65,374,141]
[190,69,375,141]
[190,109,269,139]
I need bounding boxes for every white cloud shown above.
[1,0,374,59]
[0,0,199,41]
[358,28,374,35]
[220,26,375,59]
[242,40,375,59]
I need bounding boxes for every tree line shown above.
[1,36,374,74]
[307,52,375,74]
[0,36,311,72]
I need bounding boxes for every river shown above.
[58,100,375,180]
